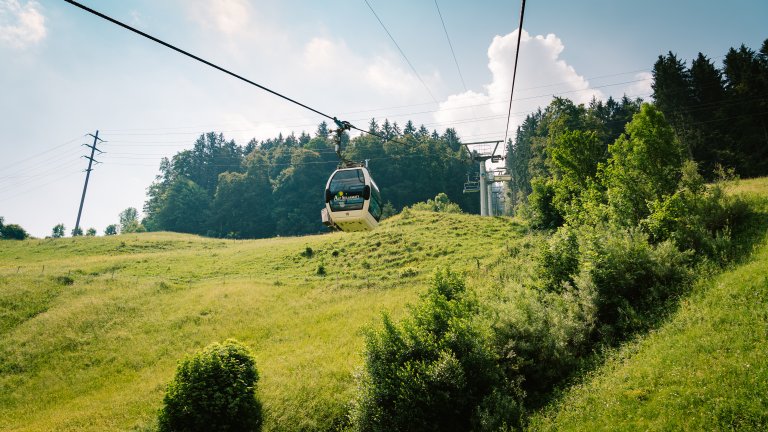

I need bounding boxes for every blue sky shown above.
[1,0,766,237]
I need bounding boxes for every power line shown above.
[0,135,83,172]
[502,0,526,145]
[363,0,438,103]
[65,0,425,157]
[99,65,656,135]
[434,0,468,92]
[63,0,336,122]
[99,76,655,141]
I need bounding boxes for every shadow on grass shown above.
[524,195,768,416]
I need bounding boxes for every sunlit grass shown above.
[0,211,537,431]
[527,177,768,431]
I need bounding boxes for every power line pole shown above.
[74,130,104,235]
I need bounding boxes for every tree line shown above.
[141,121,477,238]
[507,38,768,216]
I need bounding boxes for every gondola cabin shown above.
[324,167,382,231]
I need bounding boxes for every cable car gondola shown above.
[323,166,382,231]
[320,119,383,232]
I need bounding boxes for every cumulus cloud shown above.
[434,29,605,143]
[0,0,46,49]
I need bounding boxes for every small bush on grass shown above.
[351,269,523,431]
[158,339,262,432]
[643,161,750,261]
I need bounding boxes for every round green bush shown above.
[158,339,262,432]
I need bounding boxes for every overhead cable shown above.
[63,0,336,122]
[502,0,526,145]
[364,0,438,103]
[434,0,468,92]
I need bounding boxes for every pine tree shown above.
[652,52,695,158]
[689,53,728,175]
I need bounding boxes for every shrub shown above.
[410,192,463,213]
[492,283,596,407]
[525,177,563,230]
[536,225,579,292]
[351,269,523,431]
[158,339,262,432]
[1,223,28,240]
[577,226,692,342]
[643,161,749,260]
[104,224,118,236]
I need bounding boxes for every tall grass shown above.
[0,212,538,431]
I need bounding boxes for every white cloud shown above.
[186,0,251,37]
[0,0,46,49]
[623,71,653,99]
[302,36,436,110]
[434,29,605,143]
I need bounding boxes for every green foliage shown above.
[71,227,83,237]
[86,228,97,237]
[602,103,684,227]
[210,152,275,239]
[1,223,29,240]
[51,223,65,238]
[492,283,596,407]
[652,41,768,178]
[153,178,211,235]
[158,339,262,432]
[104,224,118,236]
[352,269,523,431]
[525,177,563,230]
[528,214,768,430]
[380,202,397,219]
[576,227,692,342]
[119,207,144,233]
[536,225,579,292]
[642,161,749,260]
[548,130,605,217]
[409,192,463,213]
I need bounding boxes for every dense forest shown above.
[141,121,476,238]
[142,39,767,239]
[507,39,768,220]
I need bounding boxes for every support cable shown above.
[63,0,336,122]
[65,0,412,155]
[502,0,526,145]
[363,0,438,103]
[434,0,468,92]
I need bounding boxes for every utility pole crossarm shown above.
[74,130,102,235]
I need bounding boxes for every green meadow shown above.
[2,178,767,431]
[0,211,540,431]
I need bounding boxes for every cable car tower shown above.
[462,140,511,216]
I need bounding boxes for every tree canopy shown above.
[142,122,477,238]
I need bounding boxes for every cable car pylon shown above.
[461,140,508,216]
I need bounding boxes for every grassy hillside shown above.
[528,177,768,431]
[0,211,541,431]
[3,178,767,431]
